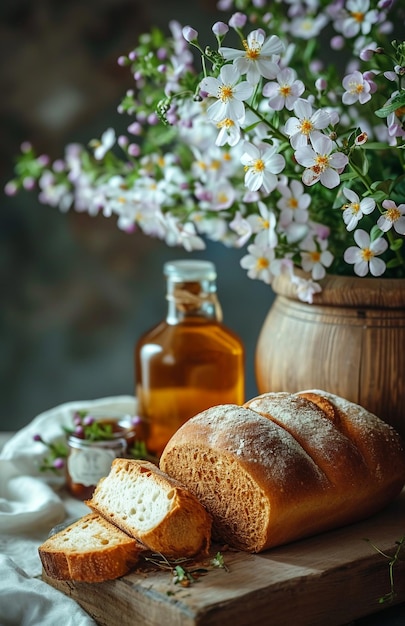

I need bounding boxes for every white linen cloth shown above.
[0,395,137,626]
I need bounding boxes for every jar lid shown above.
[164,259,217,281]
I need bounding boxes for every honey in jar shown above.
[135,259,245,457]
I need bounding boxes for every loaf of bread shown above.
[159,390,405,552]
[38,513,144,582]
[86,458,212,558]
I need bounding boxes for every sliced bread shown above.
[86,458,212,558]
[38,512,144,582]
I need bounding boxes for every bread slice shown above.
[38,513,144,582]
[86,458,212,558]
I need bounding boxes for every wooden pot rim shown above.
[271,271,405,308]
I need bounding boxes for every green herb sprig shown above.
[364,535,405,604]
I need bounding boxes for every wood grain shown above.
[255,273,405,440]
[43,489,405,626]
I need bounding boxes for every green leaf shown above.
[390,238,404,252]
[370,225,384,241]
[375,91,405,118]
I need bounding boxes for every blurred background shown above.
[0,0,273,432]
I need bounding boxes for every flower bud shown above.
[53,458,65,470]
[118,135,129,148]
[182,26,198,43]
[315,77,327,91]
[330,35,345,50]
[4,181,18,196]
[128,143,141,157]
[229,12,247,29]
[212,21,229,37]
[355,132,368,145]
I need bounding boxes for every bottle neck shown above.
[166,279,223,324]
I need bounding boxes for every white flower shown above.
[333,0,379,38]
[295,134,348,189]
[241,141,285,193]
[200,64,253,123]
[277,179,310,226]
[229,211,253,247]
[246,201,278,248]
[344,229,388,276]
[215,116,242,147]
[220,29,284,84]
[263,68,305,111]
[300,239,334,280]
[92,128,116,160]
[342,71,372,105]
[162,214,206,251]
[195,180,236,211]
[240,242,275,284]
[284,99,331,149]
[377,200,405,235]
[288,13,329,40]
[290,273,322,303]
[342,187,375,231]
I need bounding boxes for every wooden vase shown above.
[255,273,405,441]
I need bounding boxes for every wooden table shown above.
[2,431,404,625]
[43,488,405,626]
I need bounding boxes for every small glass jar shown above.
[66,414,141,500]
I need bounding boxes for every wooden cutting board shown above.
[43,489,405,626]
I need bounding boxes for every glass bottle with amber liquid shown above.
[135,259,245,457]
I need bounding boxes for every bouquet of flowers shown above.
[6,0,405,302]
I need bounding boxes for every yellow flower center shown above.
[256,257,269,270]
[245,158,265,173]
[310,251,321,263]
[218,85,234,102]
[217,192,229,204]
[299,119,313,135]
[217,118,235,129]
[348,80,364,94]
[243,38,261,60]
[279,84,292,97]
[386,207,401,222]
[314,154,330,171]
[361,248,374,262]
[260,217,270,229]
[288,197,299,209]
[253,159,265,173]
[351,202,360,213]
[351,11,365,22]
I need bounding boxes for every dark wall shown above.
[0,0,273,431]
